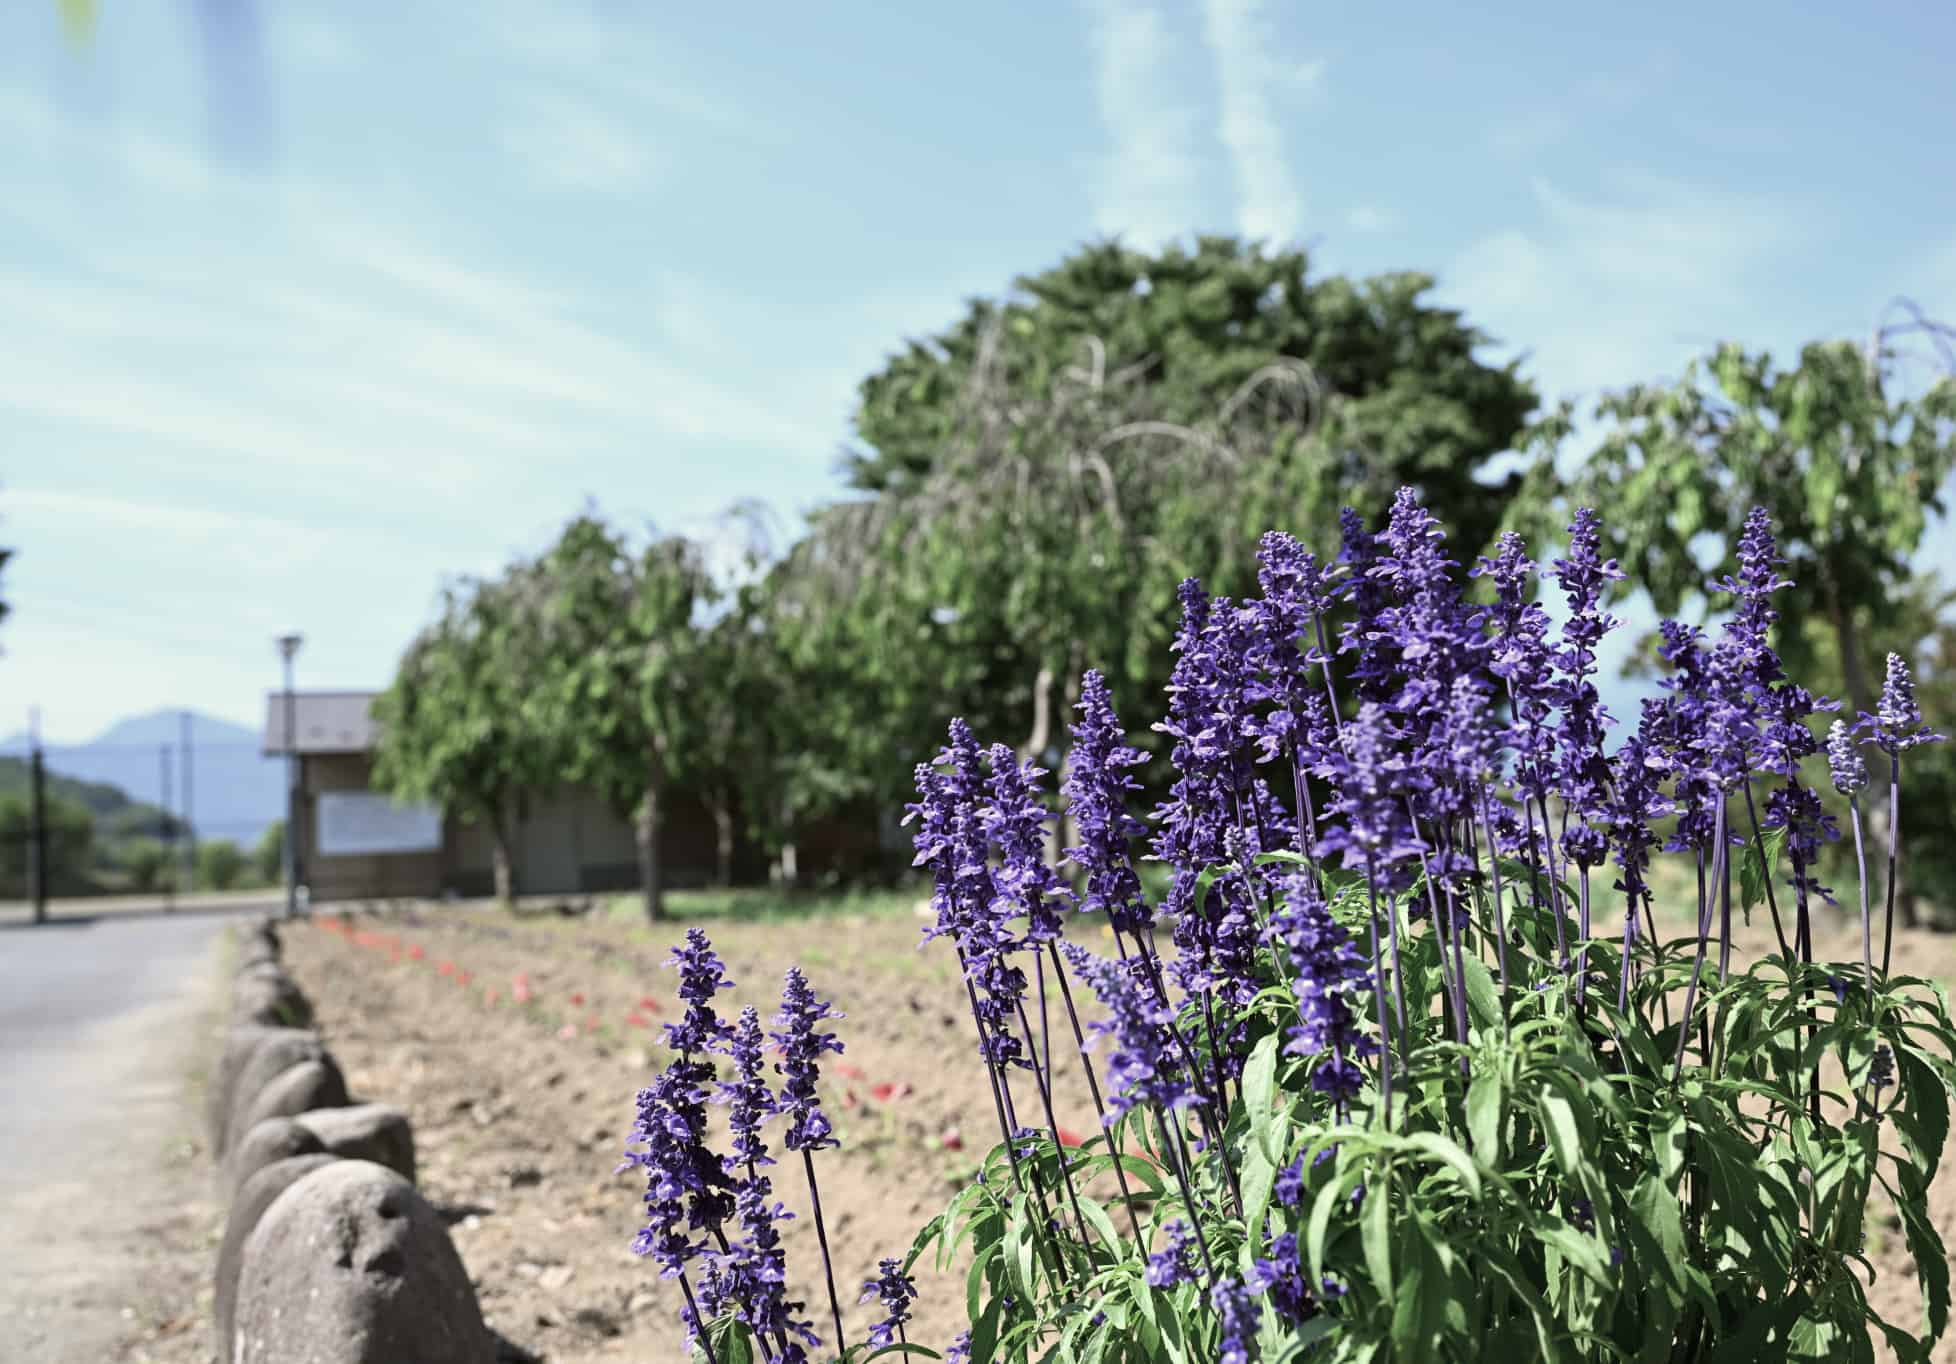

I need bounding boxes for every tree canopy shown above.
[371,567,560,903]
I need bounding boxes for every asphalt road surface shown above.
[0,900,275,1360]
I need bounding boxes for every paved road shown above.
[0,901,275,1360]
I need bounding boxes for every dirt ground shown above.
[123,898,1955,1364]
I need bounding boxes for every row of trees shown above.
[372,238,1956,921]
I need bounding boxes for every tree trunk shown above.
[710,796,735,889]
[1020,663,1056,765]
[490,809,515,907]
[776,792,798,889]
[1832,594,1916,926]
[638,775,665,922]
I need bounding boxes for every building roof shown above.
[261,691,382,756]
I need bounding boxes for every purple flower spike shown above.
[984,743,1066,944]
[1860,653,1946,753]
[772,967,844,1152]
[860,1256,917,1348]
[1145,1219,1198,1287]
[1062,669,1153,934]
[664,928,736,1056]
[1265,875,1375,1105]
[1212,1275,1263,1364]
[1827,719,1869,795]
[1060,940,1191,1119]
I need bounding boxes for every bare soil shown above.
[125,900,1955,1364]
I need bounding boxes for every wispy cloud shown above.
[1346,203,1398,234]
[503,89,655,192]
[1200,0,1305,245]
[1081,0,1202,249]
[1445,170,1807,402]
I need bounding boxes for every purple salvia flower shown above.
[664,927,736,1056]
[1316,701,1422,883]
[984,743,1066,944]
[1335,505,1395,706]
[1144,1219,1198,1288]
[1249,1231,1311,1321]
[1860,653,1946,753]
[860,1257,917,1348]
[1212,1276,1263,1364]
[772,968,844,1152]
[1765,783,1840,907]
[714,1007,819,1354]
[946,1330,973,1364]
[621,1058,735,1283]
[1060,940,1192,1118]
[1549,508,1624,869]
[1062,669,1153,935]
[1265,874,1374,1106]
[1371,488,1486,755]
[720,1007,775,1173]
[1869,1044,1895,1090]
[1827,719,1868,795]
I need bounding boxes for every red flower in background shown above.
[408,945,425,961]
[939,1127,964,1151]
[625,1011,652,1028]
[870,1082,913,1103]
[437,961,455,977]
[456,971,473,987]
[484,988,500,1007]
[636,996,662,1014]
[569,991,586,1007]
[1056,1127,1087,1149]
[835,1062,867,1081]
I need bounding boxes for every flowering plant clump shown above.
[627,490,1954,1363]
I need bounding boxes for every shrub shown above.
[621,491,1954,1363]
[196,837,247,891]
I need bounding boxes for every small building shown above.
[260,691,891,903]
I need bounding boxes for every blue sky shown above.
[2,1,1953,744]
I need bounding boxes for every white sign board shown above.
[315,792,443,857]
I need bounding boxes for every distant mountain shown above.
[0,708,284,849]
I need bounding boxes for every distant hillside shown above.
[0,756,183,837]
[0,708,284,847]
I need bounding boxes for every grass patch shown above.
[597,883,927,927]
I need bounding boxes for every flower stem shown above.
[799,1148,848,1353]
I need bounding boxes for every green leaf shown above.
[1240,1139,1277,1254]
[1739,823,1789,921]
[1402,1131,1483,1199]
[1466,1070,1504,1165]
[1537,1088,1583,1179]
[1361,1172,1393,1298]
[1460,955,1503,1032]
[1241,1031,1282,1162]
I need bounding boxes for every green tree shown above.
[252,819,284,887]
[795,236,1542,814]
[120,836,173,893]
[1542,310,1956,923]
[529,515,715,921]
[848,237,1538,557]
[196,838,247,891]
[372,568,559,905]
[0,792,93,896]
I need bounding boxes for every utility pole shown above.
[180,710,195,893]
[28,707,47,925]
[160,743,174,912]
[277,633,303,918]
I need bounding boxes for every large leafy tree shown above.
[1541,307,1956,922]
[371,568,558,904]
[528,514,715,921]
[847,236,1538,559]
[790,236,1540,818]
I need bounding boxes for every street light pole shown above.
[277,633,303,919]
